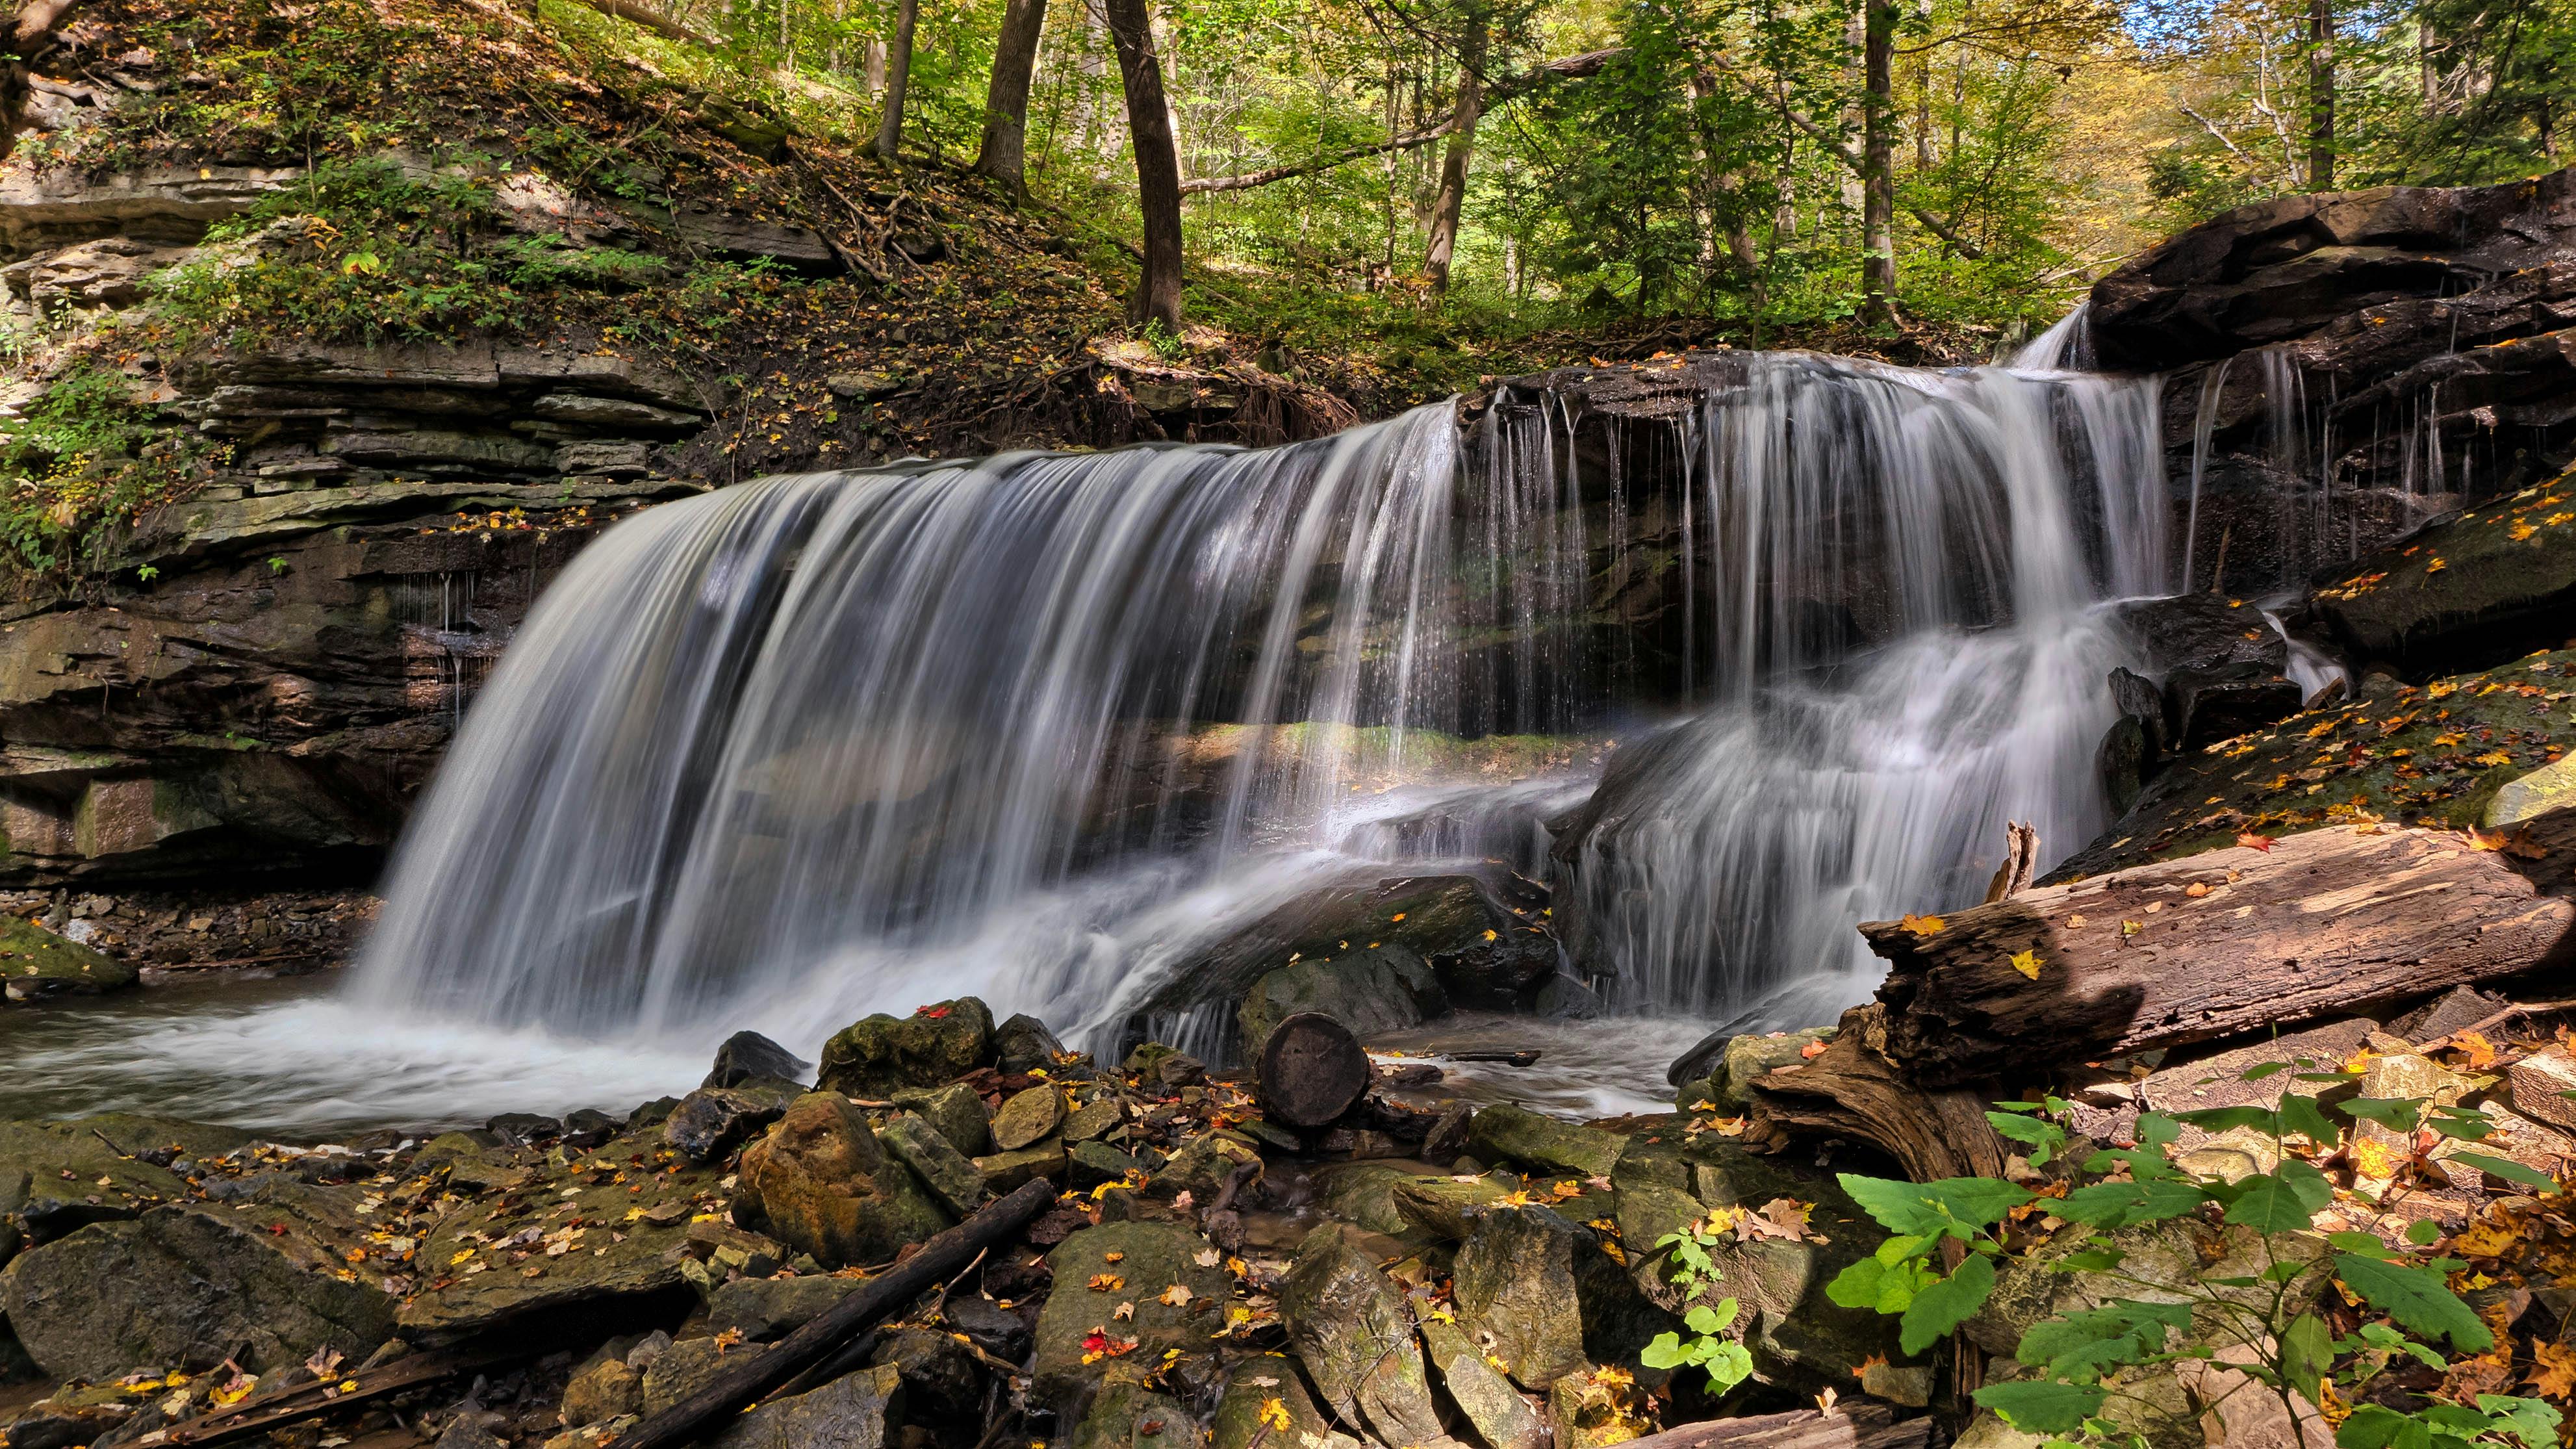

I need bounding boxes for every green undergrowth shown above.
[0,366,229,574]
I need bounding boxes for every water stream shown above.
[0,348,2178,1131]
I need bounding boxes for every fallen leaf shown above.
[2236,832,2276,852]
[1088,1273,1125,1292]
[1800,1038,1830,1058]
[1258,1399,1292,1433]
[2184,881,2212,899]
[1193,1248,1221,1268]
[1900,913,1946,937]
[2008,949,2041,980]
[1160,1283,1193,1306]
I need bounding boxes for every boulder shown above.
[2486,754,2576,828]
[1465,1103,1626,1177]
[1069,1140,1143,1190]
[735,1093,954,1268]
[2508,1045,2576,1133]
[706,1274,866,1343]
[1420,1319,1548,1449]
[2111,593,2288,679]
[0,1115,249,1263]
[705,1031,811,1089]
[0,1188,394,1379]
[890,1083,993,1157]
[993,1013,1071,1074]
[1534,973,1606,1019]
[1675,1029,1835,1112]
[817,998,996,1097]
[706,1361,902,1449]
[1274,1223,1443,1446]
[870,1328,985,1437]
[1210,1353,1361,1449]
[643,1336,771,1417]
[1071,1382,1193,1449]
[1032,1222,1231,1400]
[974,1138,1067,1194]
[1237,944,1449,1058]
[664,1083,793,1162]
[0,916,138,1001]
[992,1085,1066,1151]
[878,1112,985,1218]
[1452,1203,1666,1390]
[561,1355,644,1427]
[2167,665,2304,750]
[2309,474,2576,675]
[1148,1130,1262,1202]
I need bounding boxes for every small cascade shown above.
[353,350,2171,1056]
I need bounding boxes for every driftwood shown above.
[605,1177,1056,1449]
[1256,1012,1373,1128]
[1865,822,2576,1088]
[1615,1404,1928,1449]
[1983,821,2039,903]
[1747,1006,2009,1182]
[157,1347,513,1448]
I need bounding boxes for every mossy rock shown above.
[1236,945,1446,1059]
[0,1114,250,1267]
[0,917,136,1003]
[1031,1222,1231,1402]
[1274,1223,1442,1445]
[817,997,996,1097]
[1466,1103,1626,1178]
[735,1094,952,1269]
[1210,1353,1360,1449]
[889,1082,991,1157]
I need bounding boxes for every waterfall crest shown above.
[358,351,2170,1054]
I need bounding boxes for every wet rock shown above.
[995,1013,1070,1074]
[1063,1095,1123,1143]
[975,1137,1067,1194]
[1316,1162,1436,1241]
[561,1109,620,1149]
[0,917,137,1002]
[706,1274,866,1343]
[878,1111,984,1218]
[707,1031,812,1089]
[941,1292,1031,1359]
[993,1085,1067,1151]
[487,1112,563,1146]
[0,1114,248,1263]
[1210,1353,1360,1449]
[1533,974,1605,1019]
[1069,1140,1141,1190]
[1421,1319,1548,1449]
[1464,1103,1625,1177]
[891,1083,993,1158]
[706,1361,901,1449]
[664,1083,793,1163]
[1451,1203,1662,1390]
[561,1355,643,1427]
[2169,665,2304,750]
[736,1093,954,1269]
[1147,1130,1261,1202]
[2310,481,2576,675]
[1123,1042,1207,1088]
[2113,593,2289,679]
[1032,1222,1231,1400]
[1674,1029,1833,1113]
[1275,1223,1443,1445]
[0,1189,394,1379]
[818,998,997,1097]
[871,1328,983,1437]
[1236,945,1448,1058]
[1071,1382,1193,1449]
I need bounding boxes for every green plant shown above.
[1641,1298,1755,1394]
[1825,1061,2564,1449]
[135,564,159,582]
[0,366,222,574]
[266,557,288,575]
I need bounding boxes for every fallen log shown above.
[1256,1012,1371,1128]
[1863,821,2576,1088]
[155,1346,515,1448]
[604,1177,1056,1449]
[1746,1006,2009,1182]
[1613,1404,1928,1449]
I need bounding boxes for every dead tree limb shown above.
[1615,1404,1929,1449]
[1983,821,2039,903]
[565,0,724,47]
[1746,1006,2009,1182]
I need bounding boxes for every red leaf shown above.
[2234,832,2276,853]
[915,1005,951,1019]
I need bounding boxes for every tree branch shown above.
[1697,52,1987,261]
[1179,47,1625,194]
[565,0,724,49]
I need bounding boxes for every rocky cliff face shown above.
[2082,168,2576,596]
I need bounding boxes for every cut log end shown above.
[1256,1011,1371,1128]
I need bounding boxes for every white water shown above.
[1,348,2178,1130]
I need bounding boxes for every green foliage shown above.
[0,366,225,576]
[1654,1218,1730,1291]
[1820,1066,2562,1449]
[1639,1299,1756,1394]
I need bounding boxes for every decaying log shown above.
[606,1177,1056,1449]
[1256,1011,1372,1128]
[1983,821,2038,903]
[1747,1006,2009,1181]
[1614,1404,1928,1449]
[1867,821,2576,1088]
[158,1346,514,1448]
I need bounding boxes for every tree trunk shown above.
[973,0,1051,194]
[1103,0,1184,331]
[1859,0,1896,327]
[1422,1,1488,290]
[1748,1007,2009,1183]
[1862,821,2576,1088]
[875,0,919,160]
[1256,1012,1371,1128]
[1617,1405,1928,1449]
[2306,0,2335,190]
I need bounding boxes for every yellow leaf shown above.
[1159,1283,1193,1306]
[1900,913,1946,937]
[2008,949,2041,980]
[1258,1399,1292,1433]
[2427,558,2448,572]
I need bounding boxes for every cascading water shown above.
[0,346,2179,1129]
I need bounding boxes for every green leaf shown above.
[2172,1105,2274,1132]
[2427,1107,2498,1143]
[2225,1161,2334,1231]
[1839,1173,2032,1237]
[2471,1396,2564,1449]
[2279,1093,2343,1146]
[1974,1379,2108,1435]
[2336,1405,2432,1449]
[2340,1097,2425,1131]
[2333,1253,2493,1352]
[2015,1298,2193,1378]
[2241,1062,2290,1081]
[1987,1110,2067,1166]
[1898,1252,1996,1355]
[2329,1231,2401,1259]
[2058,1179,2206,1229]
[1639,1331,1690,1370]
[1683,1298,1740,1335]
[2443,1151,2558,1190]
[2281,1311,2333,1402]
[2403,1219,2441,1246]
[2054,1247,2128,1273]
[1828,1256,1923,1315]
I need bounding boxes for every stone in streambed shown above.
[1672,1028,1832,1113]
[995,1012,1071,1074]
[707,1275,866,1343]
[817,998,996,1097]
[1275,1223,1443,1446]
[706,1031,812,1088]
[975,1137,1066,1194]
[1210,1353,1361,1449]
[878,1111,985,1218]
[871,1328,984,1434]
[708,1361,902,1449]
[1422,1319,1548,1449]
[1032,1222,1231,1402]
[1072,1382,1193,1449]
[0,1114,250,1266]
[735,1093,953,1269]
[1465,1102,1625,1177]
[1069,1140,1141,1190]
[1451,1202,1664,1390]
[892,1081,993,1156]
[1,1184,394,1380]
[1062,1094,1123,1142]
[664,1082,795,1163]
[992,1084,1065,1151]
[1236,945,1446,1059]
[643,1335,774,1417]
[561,1355,644,1427]
[1147,1129,1260,1201]
[0,917,136,1003]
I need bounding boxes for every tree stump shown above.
[1257,1012,1371,1128]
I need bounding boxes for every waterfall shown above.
[351,352,2170,1060]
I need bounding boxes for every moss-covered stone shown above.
[889,1082,992,1157]
[1422,1319,1548,1449]
[0,916,136,1002]
[817,997,996,1097]
[877,1111,984,1218]
[1210,1353,1360,1449]
[733,1093,953,1270]
[1236,945,1447,1058]
[1275,1222,1443,1445]
[1032,1222,1231,1401]
[991,1084,1065,1151]
[1466,1103,1626,1177]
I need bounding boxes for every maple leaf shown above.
[2510,521,2540,541]
[1193,1247,1221,1268]
[1257,1398,1293,1433]
[1113,1301,1135,1320]
[1800,1037,1831,1058]
[2449,1031,2499,1070]
[2236,832,2276,851]
[915,1005,951,1019]
[2008,949,2041,980]
[2527,1340,2576,1400]
[1088,1273,1125,1292]
[1159,1283,1194,1306]
[1900,912,1946,936]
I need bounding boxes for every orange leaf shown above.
[2236,832,2276,853]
